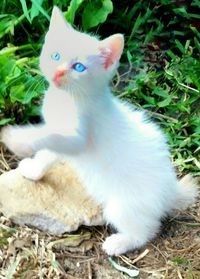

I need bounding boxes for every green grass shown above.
[0,0,199,175]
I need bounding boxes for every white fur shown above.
[1,7,197,255]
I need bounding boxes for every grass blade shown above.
[30,0,50,21]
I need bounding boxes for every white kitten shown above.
[1,7,197,255]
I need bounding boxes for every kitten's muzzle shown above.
[53,68,67,87]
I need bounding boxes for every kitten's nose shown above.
[53,68,67,86]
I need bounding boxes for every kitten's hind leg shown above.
[18,149,59,181]
[102,199,160,255]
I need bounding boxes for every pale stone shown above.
[0,163,103,234]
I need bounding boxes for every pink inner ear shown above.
[100,48,113,70]
[104,50,114,70]
[100,35,124,70]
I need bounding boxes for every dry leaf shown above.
[47,232,91,250]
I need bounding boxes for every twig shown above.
[151,244,168,265]
[76,257,96,264]
[148,111,178,123]
[0,146,10,171]
[174,220,200,227]
[118,88,138,98]
[131,249,150,264]
[140,267,168,274]
[118,255,136,268]
[113,71,121,88]
[178,82,200,94]
[177,268,183,279]
[88,261,92,279]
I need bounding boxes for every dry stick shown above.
[66,275,80,279]
[113,71,121,88]
[165,242,197,253]
[118,63,133,79]
[92,227,106,242]
[39,239,44,279]
[88,261,92,279]
[140,267,168,274]
[148,111,178,122]
[118,255,137,268]
[178,82,200,94]
[151,244,168,264]
[194,246,200,256]
[118,88,138,98]
[177,268,183,279]
[113,61,133,89]
[119,249,150,268]
[0,146,10,171]
[57,251,91,259]
[150,243,169,278]
[131,248,150,264]
[174,220,200,227]
[93,243,101,263]
[77,257,96,264]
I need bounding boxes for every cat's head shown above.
[40,6,124,95]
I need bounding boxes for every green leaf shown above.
[173,7,188,18]
[28,105,41,116]
[185,40,190,52]
[126,50,132,63]
[82,0,113,30]
[175,39,186,54]
[166,49,178,61]
[10,84,25,103]
[30,0,50,21]
[143,95,156,106]
[30,0,44,21]
[47,232,91,249]
[192,0,200,7]
[152,87,169,98]
[10,84,39,104]
[0,15,15,38]
[0,118,13,126]
[157,97,171,107]
[187,12,200,19]
[19,0,31,23]
[0,55,16,80]
[129,13,142,40]
[171,257,190,265]
[65,0,85,24]
[23,90,40,104]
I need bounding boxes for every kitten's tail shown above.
[174,174,199,210]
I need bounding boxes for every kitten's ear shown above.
[49,6,72,31]
[99,34,124,69]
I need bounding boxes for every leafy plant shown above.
[0,47,45,125]
[82,0,113,29]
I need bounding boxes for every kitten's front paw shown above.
[18,158,45,181]
[102,233,133,256]
[0,126,34,157]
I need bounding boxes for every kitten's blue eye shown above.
[51,52,60,61]
[72,62,86,72]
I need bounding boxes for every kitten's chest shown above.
[42,88,79,126]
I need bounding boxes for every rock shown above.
[0,163,103,234]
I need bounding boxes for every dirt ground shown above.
[0,145,200,279]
